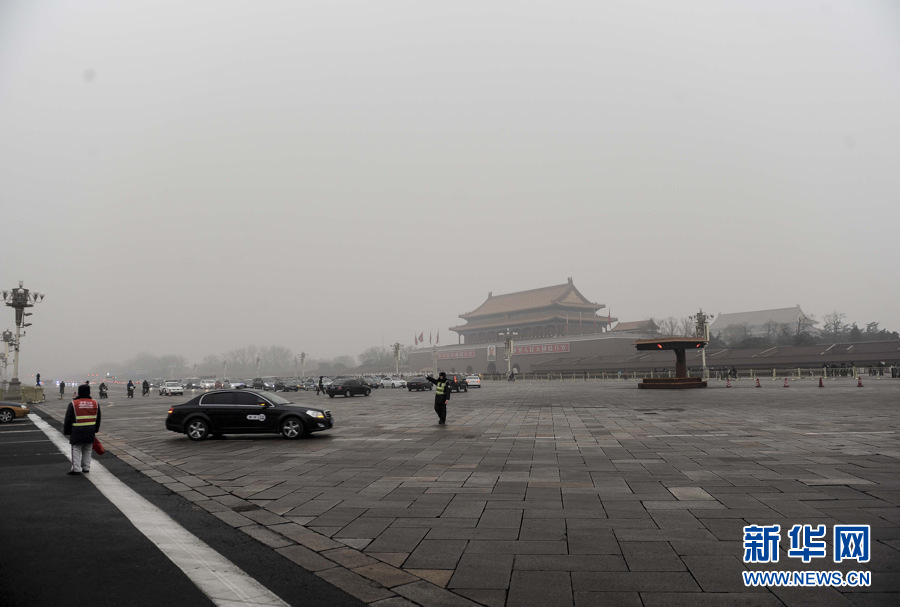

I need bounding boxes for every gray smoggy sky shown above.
[2,0,899,377]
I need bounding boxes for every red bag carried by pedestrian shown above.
[92,437,105,455]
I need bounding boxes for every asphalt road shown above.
[0,394,363,607]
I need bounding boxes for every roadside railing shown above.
[480,367,897,382]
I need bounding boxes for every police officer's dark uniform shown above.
[425,372,450,424]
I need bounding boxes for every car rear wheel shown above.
[185,418,209,441]
[364,389,371,396]
[0,408,15,423]
[345,390,352,397]
[279,417,305,439]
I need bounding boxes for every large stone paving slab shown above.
[36,378,900,605]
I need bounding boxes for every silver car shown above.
[160,381,185,396]
[380,376,407,388]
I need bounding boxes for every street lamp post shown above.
[694,309,712,379]
[391,342,402,376]
[2,281,45,402]
[300,352,306,378]
[499,328,518,379]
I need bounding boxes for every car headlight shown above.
[306,410,325,419]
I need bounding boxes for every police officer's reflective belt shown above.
[436,382,447,395]
[72,400,98,426]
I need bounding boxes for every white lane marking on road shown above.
[29,414,289,607]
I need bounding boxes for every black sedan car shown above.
[445,373,469,393]
[274,379,300,392]
[325,378,371,398]
[165,389,333,441]
[406,376,433,391]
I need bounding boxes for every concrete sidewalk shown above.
[26,380,900,606]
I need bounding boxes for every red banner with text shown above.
[512,343,570,356]
[437,350,476,360]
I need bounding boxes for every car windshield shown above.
[166,382,180,386]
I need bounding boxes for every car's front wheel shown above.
[185,418,210,441]
[0,408,15,424]
[345,390,352,397]
[364,389,371,396]
[279,417,305,439]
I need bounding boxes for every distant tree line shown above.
[651,312,897,350]
[96,343,412,380]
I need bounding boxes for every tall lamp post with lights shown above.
[391,342,402,376]
[694,309,712,380]
[2,281,45,402]
[499,328,518,379]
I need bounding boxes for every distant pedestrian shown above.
[36,373,41,386]
[126,380,135,398]
[316,376,325,396]
[63,383,101,475]
[425,372,450,424]
[142,379,150,396]
[59,381,65,400]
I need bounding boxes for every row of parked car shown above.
[323,373,483,397]
[157,373,485,397]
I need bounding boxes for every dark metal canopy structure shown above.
[633,337,708,389]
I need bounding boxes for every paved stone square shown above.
[37,378,900,606]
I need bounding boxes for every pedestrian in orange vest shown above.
[63,383,101,475]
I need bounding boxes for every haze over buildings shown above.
[2,1,899,377]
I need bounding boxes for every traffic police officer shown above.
[425,372,450,425]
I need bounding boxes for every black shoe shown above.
[82,470,90,473]
[438,420,445,425]
[67,470,81,475]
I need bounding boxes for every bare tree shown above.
[796,313,817,337]
[676,317,694,337]
[359,346,393,370]
[762,320,780,341]
[657,317,680,336]
[722,323,751,346]
[822,311,846,339]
